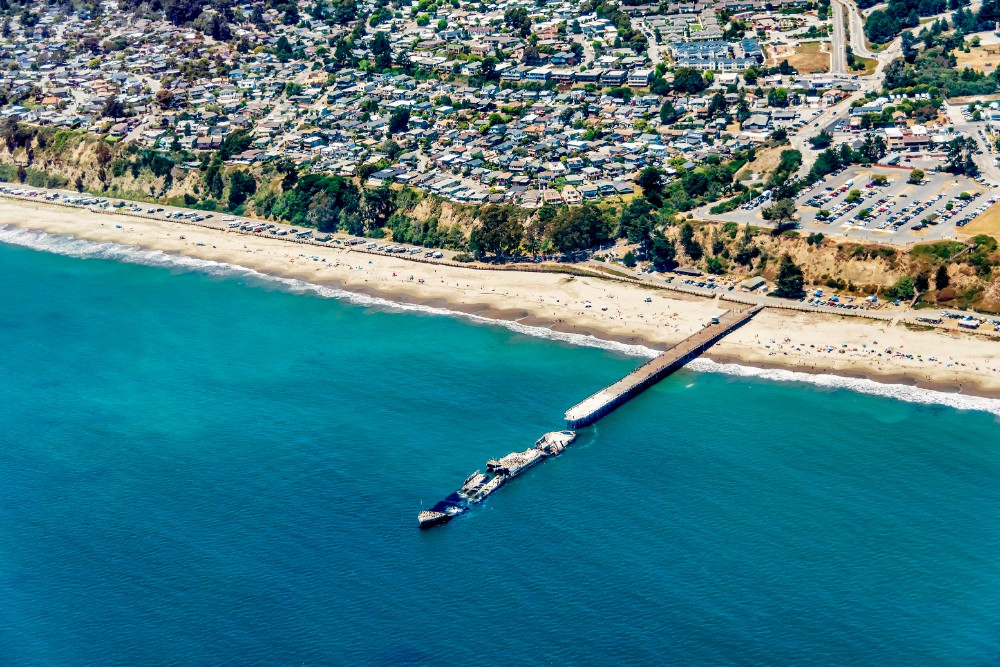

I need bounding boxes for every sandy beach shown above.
[3,197,999,398]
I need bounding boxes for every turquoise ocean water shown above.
[1,226,999,665]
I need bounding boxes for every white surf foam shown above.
[0,225,659,359]
[688,358,1000,417]
[4,224,998,417]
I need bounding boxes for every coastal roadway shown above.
[2,186,997,339]
[570,34,597,68]
[782,0,904,179]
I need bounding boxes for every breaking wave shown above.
[4,224,999,417]
[687,358,1000,417]
[0,225,659,359]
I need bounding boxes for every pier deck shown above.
[565,305,763,428]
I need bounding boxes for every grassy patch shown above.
[768,41,830,74]
[588,264,634,279]
[911,240,966,261]
[852,55,877,76]
[954,44,1000,73]
[960,201,1000,239]
[735,145,787,181]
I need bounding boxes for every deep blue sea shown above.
[2,227,1000,666]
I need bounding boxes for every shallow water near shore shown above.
[2,236,1000,665]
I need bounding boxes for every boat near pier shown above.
[418,431,577,528]
[419,308,763,528]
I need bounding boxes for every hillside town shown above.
[0,0,998,240]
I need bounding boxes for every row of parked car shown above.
[808,181,867,224]
[856,194,897,229]
[890,192,948,231]
[223,220,448,259]
[906,192,982,230]
[364,242,444,259]
[740,189,773,211]
[954,195,995,228]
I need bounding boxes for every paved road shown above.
[579,257,986,329]
[4,186,996,337]
[838,0,878,59]
[943,102,1000,186]
[788,33,901,180]
[571,34,596,67]
[829,0,848,74]
[637,20,664,64]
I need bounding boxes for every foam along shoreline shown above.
[1,198,999,408]
[0,223,661,361]
[690,358,1000,417]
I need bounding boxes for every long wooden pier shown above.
[564,305,764,428]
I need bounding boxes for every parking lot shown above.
[717,167,993,246]
[0,185,454,261]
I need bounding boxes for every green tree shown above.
[154,89,174,110]
[546,205,613,253]
[945,136,979,176]
[859,134,887,163]
[619,199,655,243]
[934,264,950,290]
[808,130,833,149]
[479,56,498,81]
[679,222,703,260]
[705,256,725,274]
[503,7,531,38]
[395,49,412,71]
[865,10,901,44]
[371,32,393,71]
[227,170,257,209]
[888,275,915,300]
[203,155,224,199]
[470,205,524,259]
[672,67,707,93]
[767,87,789,108]
[636,166,664,202]
[659,100,679,125]
[220,129,254,159]
[388,107,410,135]
[650,233,677,271]
[305,191,341,231]
[363,186,396,231]
[101,95,126,119]
[762,198,797,228]
[288,173,361,232]
[773,254,805,299]
[274,35,294,61]
[622,250,637,267]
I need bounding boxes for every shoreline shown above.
[2,197,1000,403]
[321,282,1000,401]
